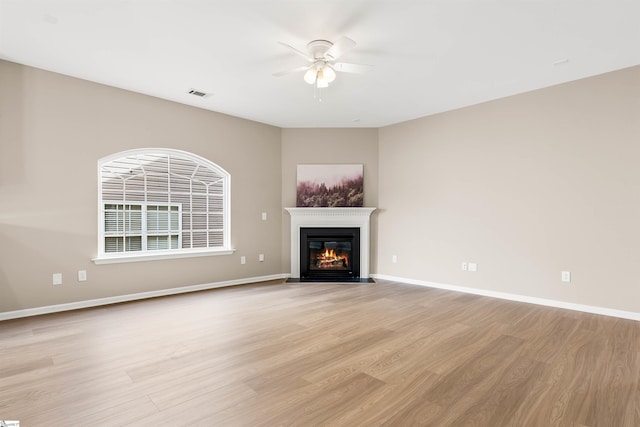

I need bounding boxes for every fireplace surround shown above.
[285,207,375,280]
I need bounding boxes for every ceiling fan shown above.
[274,36,369,88]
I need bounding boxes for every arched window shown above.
[94,148,232,263]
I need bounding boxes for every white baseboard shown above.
[372,274,640,322]
[5,273,637,323]
[0,274,289,321]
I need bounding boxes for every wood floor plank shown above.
[363,322,470,382]
[256,372,386,427]
[1,279,639,426]
[243,328,395,393]
[450,354,547,426]
[507,327,595,426]
[422,334,525,406]
[136,382,257,426]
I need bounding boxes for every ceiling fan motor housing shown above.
[307,40,333,60]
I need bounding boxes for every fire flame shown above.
[316,248,348,268]
[323,248,336,258]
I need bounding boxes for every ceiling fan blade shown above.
[273,65,310,77]
[324,36,356,61]
[278,42,313,62]
[333,62,371,74]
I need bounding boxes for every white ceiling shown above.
[1,0,638,128]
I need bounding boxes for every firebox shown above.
[300,227,360,280]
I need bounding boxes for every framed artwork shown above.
[296,164,364,207]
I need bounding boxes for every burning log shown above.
[315,248,349,269]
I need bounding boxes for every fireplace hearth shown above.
[300,227,360,280]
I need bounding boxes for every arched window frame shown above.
[93,148,233,264]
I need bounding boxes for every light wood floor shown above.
[1,279,639,426]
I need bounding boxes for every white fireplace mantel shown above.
[285,207,376,279]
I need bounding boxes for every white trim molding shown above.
[372,274,640,322]
[93,247,235,264]
[286,207,376,278]
[0,274,288,321]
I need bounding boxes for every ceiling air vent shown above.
[188,88,208,98]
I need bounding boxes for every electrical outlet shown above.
[461,262,468,271]
[52,273,62,285]
[240,256,246,265]
[468,262,478,272]
[392,255,398,263]
[561,271,571,283]
[78,270,87,282]
[259,254,265,262]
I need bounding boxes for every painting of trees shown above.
[296,164,364,207]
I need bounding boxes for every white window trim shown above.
[93,148,233,265]
[93,247,235,265]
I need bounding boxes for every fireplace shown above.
[285,207,375,280]
[300,227,360,280]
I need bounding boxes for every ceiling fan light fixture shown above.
[305,64,335,88]
[316,68,331,88]
[303,68,317,85]
[322,65,336,83]
[316,78,329,89]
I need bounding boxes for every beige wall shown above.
[280,128,379,273]
[378,66,640,313]
[0,60,283,312]
[2,58,639,316]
